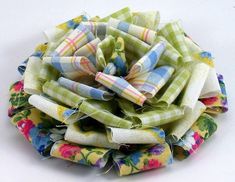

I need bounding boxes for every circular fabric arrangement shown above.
[8,7,228,176]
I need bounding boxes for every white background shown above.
[0,0,235,181]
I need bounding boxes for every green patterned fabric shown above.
[39,63,60,82]
[106,26,150,63]
[42,80,85,107]
[99,7,132,23]
[158,21,192,63]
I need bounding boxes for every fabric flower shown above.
[13,81,23,92]
[59,144,81,159]
[17,119,35,141]
[130,152,142,165]
[143,159,162,171]
[148,145,164,155]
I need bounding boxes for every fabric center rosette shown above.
[8,7,228,176]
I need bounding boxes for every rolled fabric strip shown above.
[107,26,150,62]
[200,74,228,114]
[51,24,95,56]
[113,143,173,176]
[28,95,80,124]
[96,35,115,70]
[44,14,87,42]
[42,80,85,107]
[58,77,114,101]
[154,36,182,68]
[106,127,165,144]
[38,63,60,82]
[95,72,147,106]
[10,107,62,156]
[23,57,43,95]
[65,121,120,149]
[18,43,48,75]
[185,36,202,53]
[173,113,217,160]
[166,101,206,143]
[126,42,166,80]
[43,56,97,80]
[8,80,31,117]
[180,63,210,110]
[158,21,192,63]
[73,38,101,65]
[129,66,175,98]
[135,105,184,127]
[98,7,132,23]
[132,11,160,31]
[108,18,157,45]
[200,67,221,98]
[50,140,111,168]
[81,22,107,40]
[103,62,117,75]
[79,100,133,128]
[157,68,191,106]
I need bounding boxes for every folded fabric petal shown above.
[8,80,31,117]
[44,15,87,42]
[79,100,133,128]
[180,63,210,110]
[185,36,202,53]
[166,101,206,143]
[173,113,217,160]
[23,57,43,95]
[108,18,157,45]
[38,63,61,82]
[200,67,221,98]
[132,11,160,31]
[129,66,174,98]
[95,72,146,106]
[51,24,95,56]
[126,42,166,80]
[106,127,165,144]
[65,121,120,149]
[110,37,128,76]
[103,62,117,75]
[113,143,173,176]
[58,77,114,101]
[43,56,97,80]
[42,80,85,107]
[135,105,184,127]
[73,38,101,65]
[18,43,48,75]
[107,26,150,63]
[96,35,115,70]
[10,107,62,156]
[154,36,182,68]
[98,7,132,23]
[28,95,81,124]
[158,21,192,63]
[200,74,228,114]
[81,22,107,40]
[50,140,111,168]
[157,68,190,106]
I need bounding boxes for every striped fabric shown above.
[39,62,60,82]
[136,105,184,127]
[126,42,166,80]
[95,72,146,106]
[98,7,132,23]
[79,100,133,128]
[58,77,114,101]
[106,26,150,63]
[51,24,95,56]
[43,56,97,80]
[108,18,157,45]
[42,80,85,107]
[129,66,175,98]
[81,22,107,40]
[73,38,101,66]
[103,62,117,75]
[157,68,191,106]
[96,35,115,70]
[154,36,182,68]
[158,21,192,63]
